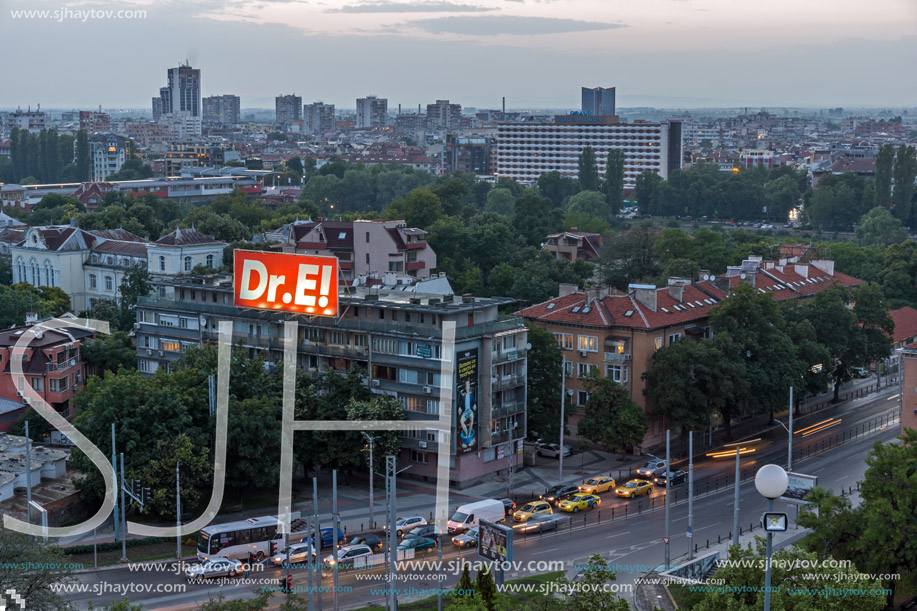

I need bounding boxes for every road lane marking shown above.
[532,548,558,555]
[606,532,631,539]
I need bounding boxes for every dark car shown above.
[498,498,517,516]
[653,470,688,487]
[318,527,345,549]
[540,484,580,505]
[404,525,437,540]
[344,534,382,551]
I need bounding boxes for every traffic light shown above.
[285,574,294,593]
[132,479,141,498]
[270,540,280,555]
[142,487,151,505]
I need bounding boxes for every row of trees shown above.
[644,282,893,440]
[2,127,88,184]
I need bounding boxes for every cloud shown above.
[327,1,495,12]
[410,15,627,35]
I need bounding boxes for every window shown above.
[607,365,628,383]
[31,378,44,391]
[89,274,97,289]
[564,361,573,377]
[577,335,598,352]
[577,390,589,406]
[411,451,428,464]
[159,255,166,272]
[401,396,424,413]
[372,338,397,354]
[366,232,370,243]
[668,333,681,346]
[328,331,348,346]
[104,276,113,291]
[372,365,396,381]
[206,254,214,268]
[184,256,192,272]
[607,339,625,354]
[553,333,573,350]
[388,261,403,272]
[578,363,598,378]
[158,314,177,327]
[353,334,367,348]
[305,327,325,343]
[138,310,155,323]
[654,337,663,350]
[366,253,370,264]
[161,340,181,352]
[399,369,419,384]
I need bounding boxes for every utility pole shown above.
[362,432,376,529]
[112,424,118,543]
[25,422,32,526]
[388,456,398,611]
[733,446,740,547]
[664,429,670,569]
[307,514,314,611]
[120,453,128,563]
[559,354,566,482]
[332,470,340,611]
[788,386,794,471]
[176,461,181,560]
[688,430,694,560]
[313,477,322,611]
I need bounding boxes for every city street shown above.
[62,384,903,610]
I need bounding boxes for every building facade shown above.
[426,100,462,132]
[89,134,126,181]
[203,95,241,127]
[4,110,50,135]
[581,87,616,116]
[356,96,388,129]
[902,343,917,433]
[157,63,201,118]
[305,103,335,134]
[442,135,493,175]
[277,219,437,281]
[496,116,683,189]
[275,94,303,126]
[134,276,527,488]
[79,111,111,134]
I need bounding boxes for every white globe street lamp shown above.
[755,464,789,611]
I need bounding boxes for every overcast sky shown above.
[1,0,915,110]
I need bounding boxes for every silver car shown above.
[452,526,479,549]
[270,542,315,566]
[184,557,244,581]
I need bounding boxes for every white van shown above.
[447,499,505,534]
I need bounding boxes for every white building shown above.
[356,96,388,129]
[161,111,202,139]
[89,134,126,181]
[495,116,683,189]
[147,227,226,275]
[5,109,50,134]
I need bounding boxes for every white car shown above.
[535,441,572,458]
[324,544,374,567]
[184,557,244,581]
[394,515,427,536]
[270,542,315,566]
[636,458,668,479]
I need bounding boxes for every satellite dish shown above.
[710,275,716,281]
[703,274,710,281]
[200,316,207,326]
[525,343,532,351]
[740,273,747,279]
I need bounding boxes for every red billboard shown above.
[233,250,339,316]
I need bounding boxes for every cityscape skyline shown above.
[1,0,915,109]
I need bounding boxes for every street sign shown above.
[685,526,693,538]
[663,537,669,544]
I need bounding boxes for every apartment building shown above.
[134,275,527,488]
[89,134,126,181]
[0,320,94,431]
[276,219,437,281]
[275,94,303,126]
[356,96,388,129]
[203,95,241,127]
[79,111,111,134]
[305,103,335,134]
[496,115,682,189]
[542,230,604,262]
[519,254,862,448]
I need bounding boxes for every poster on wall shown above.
[457,349,479,453]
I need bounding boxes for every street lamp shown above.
[773,386,794,471]
[361,432,377,529]
[755,464,789,611]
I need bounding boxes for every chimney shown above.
[25,312,39,325]
[667,277,690,303]
[629,284,657,312]
[794,264,809,279]
[810,259,834,276]
[698,269,710,282]
[584,287,610,304]
[558,283,579,298]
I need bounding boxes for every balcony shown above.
[406,261,425,271]
[46,357,79,372]
[492,373,525,390]
[492,349,521,364]
[604,352,632,363]
[405,242,427,250]
[491,431,510,444]
[492,402,523,420]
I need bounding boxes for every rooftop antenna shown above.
[502,97,505,115]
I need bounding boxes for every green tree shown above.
[875,143,895,209]
[82,331,137,373]
[385,187,442,229]
[0,529,76,610]
[856,206,908,246]
[0,284,52,328]
[565,190,608,223]
[139,433,213,519]
[634,170,663,215]
[196,592,271,611]
[577,146,599,192]
[118,265,152,331]
[512,189,564,248]
[484,188,515,216]
[524,324,564,443]
[475,567,497,611]
[578,374,647,457]
[75,129,91,181]
[603,149,625,215]
[563,553,629,611]
[38,286,72,316]
[595,221,659,289]
[803,285,865,401]
[892,144,917,222]
[457,562,474,596]
[537,171,579,208]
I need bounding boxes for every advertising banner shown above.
[478,520,512,564]
[780,472,818,504]
[457,349,478,453]
[233,250,338,316]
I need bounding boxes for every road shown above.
[60,384,903,609]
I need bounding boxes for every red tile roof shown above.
[889,307,917,345]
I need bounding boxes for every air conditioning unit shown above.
[16,390,23,397]
[418,441,428,449]
[73,384,78,391]
[371,379,381,387]
[146,349,153,356]
[157,350,164,357]
[423,386,432,394]
[578,350,588,357]
[22,396,31,404]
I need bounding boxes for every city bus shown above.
[197,513,308,562]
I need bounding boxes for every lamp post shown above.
[773,386,794,471]
[361,432,377,529]
[559,354,566,482]
[755,464,789,611]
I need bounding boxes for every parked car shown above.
[269,542,315,566]
[654,470,688,487]
[851,367,869,378]
[615,479,654,498]
[512,514,566,534]
[398,536,436,552]
[184,558,244,581]
[540,484,580,505]
[404,525,437,540]
[393,516,427,536]
[345,534,383,551]
[636,457,668,479]
[452,526,479,549]
[535,441,572,458]
[513,501,553,522]
[498,498,517,515]
[579,475,616,495]
[324,544,374,568]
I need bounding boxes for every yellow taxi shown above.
[579,476,616,495]
[558,493,601,513]
[615,479,653,498]
[513,501,553,522]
